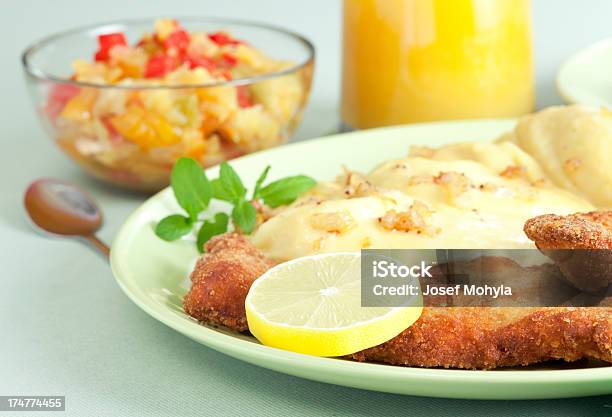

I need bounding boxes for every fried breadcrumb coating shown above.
[183,233,276,331]
[524,211,612,250]
[183,229,611,369]
[524,211,612,292]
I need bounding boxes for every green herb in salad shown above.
[155,157,317,252]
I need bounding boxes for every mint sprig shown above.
[196,213,229,253]
[232,199,257,234]
[252,165,270,200]
[155,214,193,241]
[258,175,317,208]
[171,157,212,221]
[219,162,246,201]
[211,178,233,202]
[154,157,316,251]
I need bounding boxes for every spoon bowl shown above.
[24,178,109,257]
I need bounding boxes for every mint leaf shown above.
[232,200,257,234]
[219,162,246,202]
[171,157,212,220]
[211,178,233,202]
[196,213,229,252]
[259,175,316,208]
[252,165,271,200]
[155,214,193,241]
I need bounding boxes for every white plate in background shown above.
[557,38,612,107]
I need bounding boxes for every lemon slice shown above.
[245,252,423,357]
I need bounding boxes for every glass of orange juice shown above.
[341,0,534,129]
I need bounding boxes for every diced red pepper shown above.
[236,86,252,108]
[46,83,80,121]
[220,70,233,80]
[99,33,127,50]
[94,32,127,61]
[94,50,107,61]
[208,32,241,46]
[144,54,177,78]
[163,29,190,52]
[221,53,238,67]
[186,55,217,71]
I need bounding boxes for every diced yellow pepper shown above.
[183,128,206,159]
[148,114,179,145]
[60,90,96,122]
[110,105,180,150]
[154,19,178,41]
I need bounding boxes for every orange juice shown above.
[341,0,534,129]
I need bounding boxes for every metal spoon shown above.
[24,178,110,258]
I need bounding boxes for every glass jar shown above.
[341,0,534,129]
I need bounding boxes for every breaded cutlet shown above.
[183,229,612,369]
[524,211,612,293]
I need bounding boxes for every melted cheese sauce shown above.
[250,141,594,261]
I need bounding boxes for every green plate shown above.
[110,120,612,400]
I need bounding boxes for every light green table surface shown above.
[1,1,611,415]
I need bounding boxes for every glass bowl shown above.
[22,17,315,192]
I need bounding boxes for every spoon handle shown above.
[80,235,110,259]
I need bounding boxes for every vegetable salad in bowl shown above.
[23,18,314,191]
